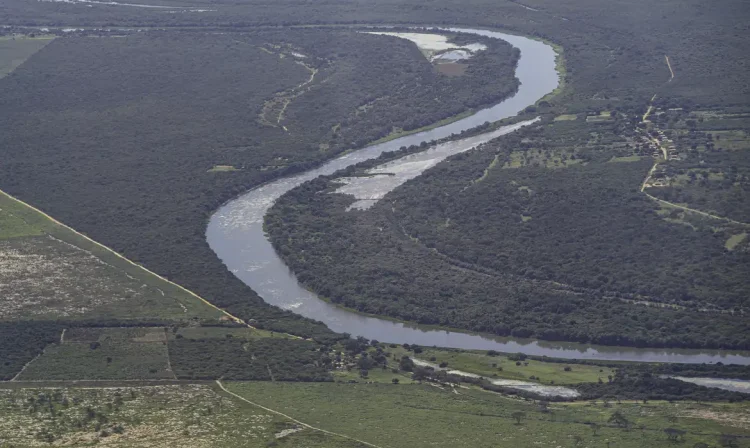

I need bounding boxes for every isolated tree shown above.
[572,435,584,447]
[719,434,739,447]
[664,428,686,442]
[608,411,630,429]
[511,411,526,425]
[399,356,415,372]
[412,367,430,381]
[391,378,399,384]
[589,422,601,436]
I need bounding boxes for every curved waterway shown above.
[207,27,750,365]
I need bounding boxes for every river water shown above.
[206,28,750,365]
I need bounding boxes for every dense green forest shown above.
[267,119,750,349]
[0,29,518,340]
[574,374,750,403]
[0,322,64,380]
[3,0,748,110]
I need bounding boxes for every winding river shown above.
[207,28,750,365]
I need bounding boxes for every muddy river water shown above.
[206,28,750,365]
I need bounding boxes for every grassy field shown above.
[3,380,749,447]
[0,384,365,447]
[0,190,224,321]
[0,35,54,79]
[726,232,748,250]
[392,347,615,385]
[17,328,175,381]
[227,382,750,448]
[554,114,578,121]
[332,364,419,385]
[609,155,643,163]
[0,199,44,238]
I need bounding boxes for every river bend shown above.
[206,27,750,365]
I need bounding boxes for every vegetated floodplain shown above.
[267,118,750,349]
[226,381,750,448]
[0,384,364,447]
[405,347,615,385]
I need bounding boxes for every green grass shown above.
[369,109,475,145]
[332,365,418,385]
[64,327,168,343]
[609,155,643,163]
[208,164,240,172]
[725,232,747,250]
[586,111,614,122]
[0,190,225,321]
[401,348,615,385]
[0,199,44,239]
[537,40,565,103]
[2,379,749,448]
[17,329,175,380]
[554,113,578,121]
[227,381,750,448]
[0,384,364,447]
[0,35,54,79]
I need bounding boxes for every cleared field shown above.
[0,35,54,79]
[554,114,578,121]
[16,328,174,381]
[0,236,188,320]
[227,382,750,448]
[403,348,615,385]
[0,384,364,447]
[0,191,224,321]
